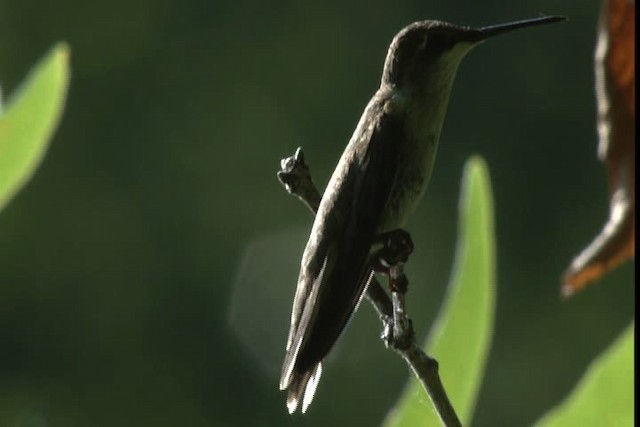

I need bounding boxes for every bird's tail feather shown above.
[285,362,323,414]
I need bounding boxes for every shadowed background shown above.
[0,0,634,426]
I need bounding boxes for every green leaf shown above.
[536,323,634,427]
[385,156,496,426]
[0,42,70,212]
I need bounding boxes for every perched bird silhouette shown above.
[280,15,565,413]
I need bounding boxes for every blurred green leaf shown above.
[0,42,70,212]
[536,323,634,427]
[385,156,496,426]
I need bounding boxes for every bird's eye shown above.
[419,35,429,51]
[426,33,446,52]
[425,33,454,58]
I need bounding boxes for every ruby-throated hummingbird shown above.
[280,15,565,413]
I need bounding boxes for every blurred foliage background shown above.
[0,0,634,426]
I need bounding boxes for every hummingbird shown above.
[280,15,565,413]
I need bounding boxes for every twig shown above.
[277,147,462,427]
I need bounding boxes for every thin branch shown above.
[277,147,462,427]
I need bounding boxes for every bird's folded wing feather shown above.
[281,94,403,387]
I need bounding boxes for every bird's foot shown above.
[371,229,413,293]
[371,229,415,350]
[371,229,414,269]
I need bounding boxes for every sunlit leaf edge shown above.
[535,322,634,427]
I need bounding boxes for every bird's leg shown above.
[370,229,415,350]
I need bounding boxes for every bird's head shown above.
[381,16,565,90]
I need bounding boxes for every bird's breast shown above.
[378,86,452,233]
[379,129,439,232]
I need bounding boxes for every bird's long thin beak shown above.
[475,15,566,41]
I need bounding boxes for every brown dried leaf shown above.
[562,0,635,296]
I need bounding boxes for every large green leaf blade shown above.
[536,323,634,427]
[385,156,496,426]
[0,42,70,212]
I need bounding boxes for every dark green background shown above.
[0,0,634,425]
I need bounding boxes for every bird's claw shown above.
[372,229,414,270]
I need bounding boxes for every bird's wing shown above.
[280,93,403,410]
